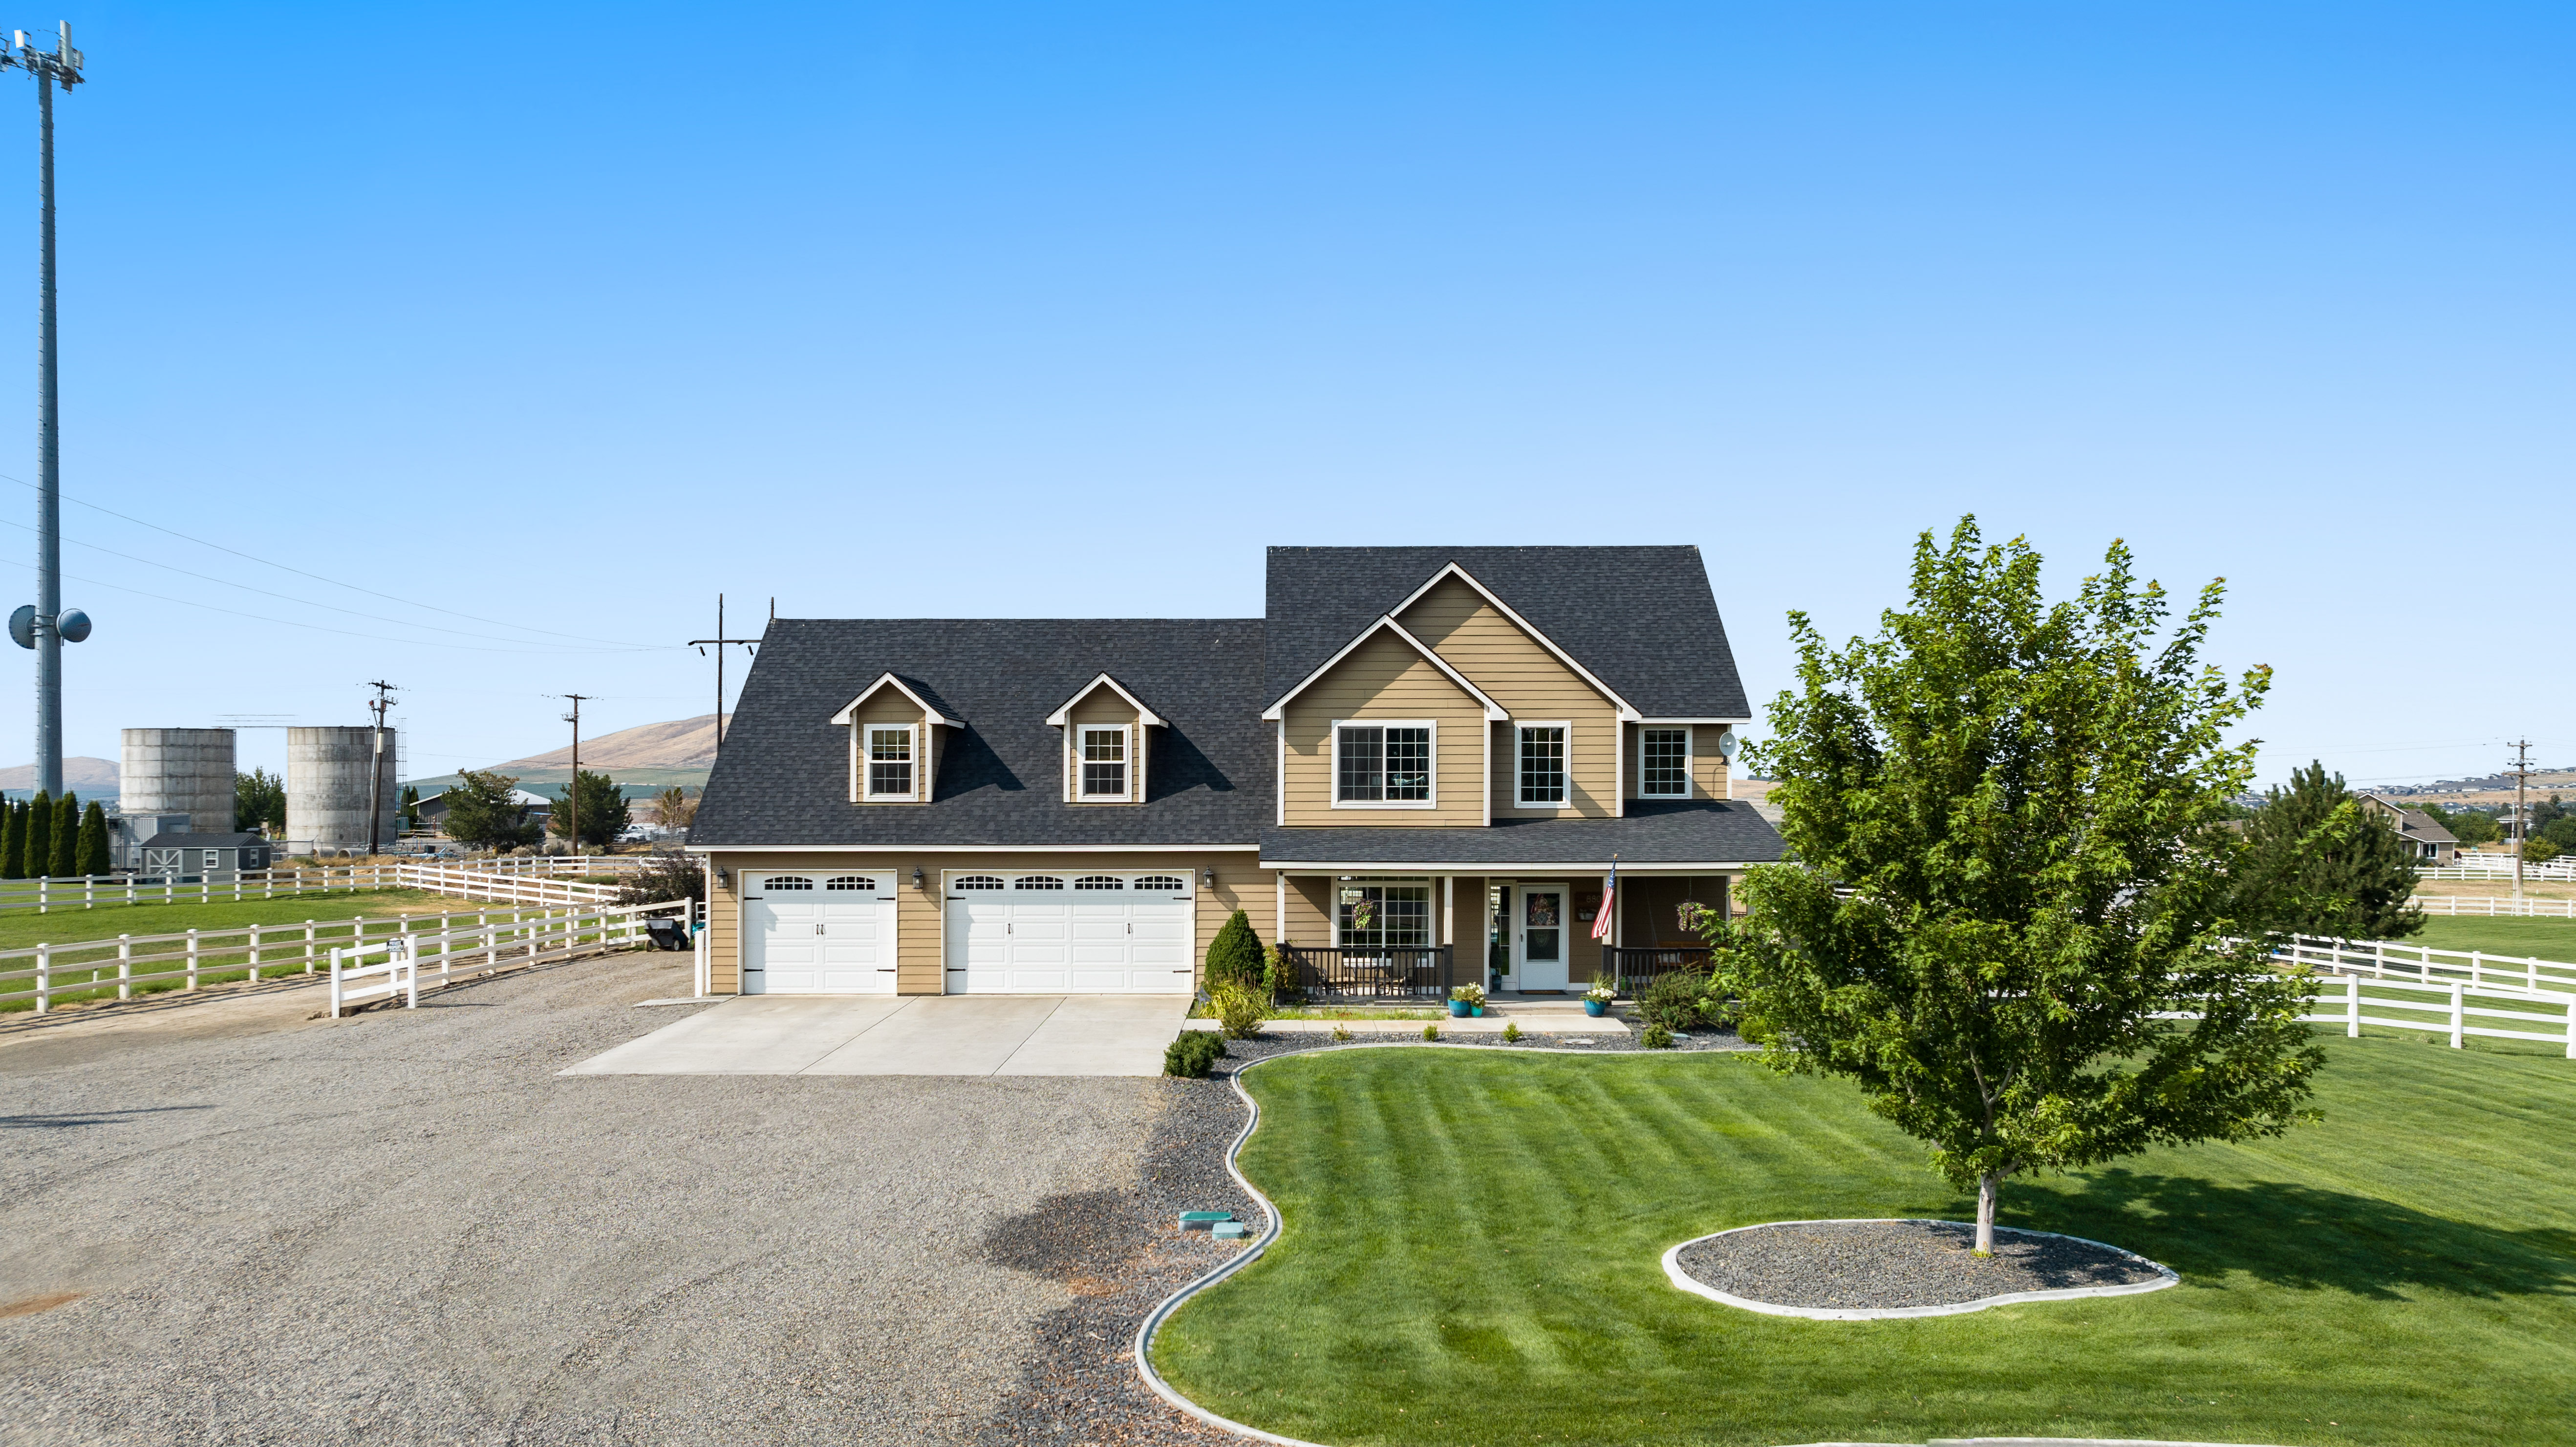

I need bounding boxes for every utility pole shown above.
[688,593,761,757]
[2507,739,2533,906]
[560,694,589,854]
[1,25,85,799]
[365,681,398,856]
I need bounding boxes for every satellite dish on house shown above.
[6,606,31,649]
[1717,728,1740,762]
[56,608,88,642]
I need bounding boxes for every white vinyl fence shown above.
[2421,851,2576,883]
[0,854,668,915]
[1,899,687,1015]
[2410,895,2576,919]
[2276,936,2576,994]
[2297,972,2576,1058]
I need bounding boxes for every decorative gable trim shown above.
[1259,615,1510,723]
[1390,561,1642,721]
[828,673,954,727]
[1044,673,1167,728]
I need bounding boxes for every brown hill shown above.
[494,715,728,772]
[0,756,120,793]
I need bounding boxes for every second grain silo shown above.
[119,727,237,831]
[287,725,400,855]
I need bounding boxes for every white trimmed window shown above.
[1640,727,1690,797]
[864,725,916,800]
[1518,724,1569,806]
[1078,724,1130,800]
[1333,721,1435,807]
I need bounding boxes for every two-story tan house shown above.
[685,546,1783,1000]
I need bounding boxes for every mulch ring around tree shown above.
[1668,1218,2177,1318]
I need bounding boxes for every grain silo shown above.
[287,725,400,855]
[119,727,237,832]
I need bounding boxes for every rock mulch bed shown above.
[1214,1022,1753,1064]
[1675,1219,2168,1311]
[969,1076,1260,1445]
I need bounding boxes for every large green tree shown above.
[441,770,544,851]
[1718,520,2322,1252]
[2228,763,2425,941]
[546,770,631,849]
[235,767,287,833]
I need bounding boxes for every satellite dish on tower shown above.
[7,605,31,650]
[56,608,88,642]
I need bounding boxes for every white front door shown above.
[742,872,897,994]
[1515,883,1568,991]
[945,873,1196,993]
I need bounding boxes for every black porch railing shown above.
[1279,944,1456,1002]
[1602,945,1713,994]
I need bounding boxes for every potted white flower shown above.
[1449,982,1487,1018]
[1583,979,1617,1018]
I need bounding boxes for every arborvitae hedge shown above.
[26,790,50,878]
[50,792,78,877]
[77,801,108,876]
[0,799,21,878]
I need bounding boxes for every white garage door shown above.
[944,872,1195,994]
[742,872,898,994]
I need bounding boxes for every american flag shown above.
[1590,860,1616,942]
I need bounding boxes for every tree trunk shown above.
[1975,1172,2000,1255]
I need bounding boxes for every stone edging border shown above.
[1661,1218,2181,1321]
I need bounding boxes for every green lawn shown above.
[2411,915,2576,960]
[1156,1039,2576,1447]
[0,890,587,1010]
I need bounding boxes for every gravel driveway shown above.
[0,949,1225,1446]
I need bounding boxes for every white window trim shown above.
[861,722,921,802]
[1516,720,1574,809]
[1076,723,1136,802]
[1328,876,1435,948]
[1638,724,1693,799]
[1330,719,1438,810]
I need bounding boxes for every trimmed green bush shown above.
[1636,969,1714,1031]
[1212,982,1268,1040]
[1641,1023,1674,1049]
[1206,909,1265,990]
[1164,1031,1224,1077]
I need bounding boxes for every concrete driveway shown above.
[562,993,1194,1077]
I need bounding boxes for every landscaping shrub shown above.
[1163,1031,1224,1077]
[1501,1021,1523,1043]
[1641,1023,1674,1049]
[1211,982,1268,1040]
[1422,1024,1439,1041]
[1637,969,1715,1031]
[1330,1023,1352,1042]
[1260,942,1302,1005]
[1206,909,1265,991]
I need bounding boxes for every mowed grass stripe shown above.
[1161,1039,2576,1447]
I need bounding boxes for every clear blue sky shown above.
[6,2,2567,790]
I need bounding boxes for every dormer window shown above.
[1079,726,1129,800]
[864,725,917,800]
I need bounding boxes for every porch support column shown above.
[1441,875,1454,950]
[1275,871,1288,946]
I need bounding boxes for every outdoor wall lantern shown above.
[1200,868,1216,889]
[715,866,730,888]
[911,866,926,890]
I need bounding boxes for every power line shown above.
[0,473,666,650]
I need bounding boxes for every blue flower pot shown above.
[1448,1000,1470,1017]
[1584,999,1608,1017]
[1471,1005,1484,1017]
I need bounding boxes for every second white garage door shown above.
[742,872,898,994]
[944,872,1196,994]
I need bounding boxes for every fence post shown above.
[248,923,261,983]
[126,873,134,905]
[186,929,200,992]
[2346,974,2360,1037]
[2471,951,2483,987]
[33,942,47,1014]
[83,873,92,910]
[38,875,46,914]
[117,935,131,1000]
[2449,980,2464,1049]
[305,920,317,975]
[329,947,342,1018]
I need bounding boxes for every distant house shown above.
[412,787,552,834]
[139,832,275,879]
[2357,793,2457,865]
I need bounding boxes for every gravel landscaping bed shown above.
[1210,1023,1753,1065]
[970,1076,1260,1446]
[1674,1219,2169,1310]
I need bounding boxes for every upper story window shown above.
[1335,722,1433,807]
[865,725,916,800]
[1640,727,1690,797]
[1079,725,1129,799]
[1518,724,1568,806]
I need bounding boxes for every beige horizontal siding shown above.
[1398,576,1617,818]
[1280,629,1487,827]
[703,849,1271,995]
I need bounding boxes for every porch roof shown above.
[1259,799,1783,871]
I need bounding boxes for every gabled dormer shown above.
[828,673,954,804]
[1047,674,1165,805]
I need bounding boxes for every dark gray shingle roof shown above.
[689,619,1270,847]
[141,832,267,848]
[1260,801,1783,867]
[1265,546,1750,719]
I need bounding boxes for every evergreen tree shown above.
[50,792,78,877]
[545,770,631,849]
[0,799,21,879]
[1204,908,1265,990]
[2229,762,2425,941]
[26,790,51,878]
[400,785,421,830]
[76,801,108,875]
[441,770,543,851]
